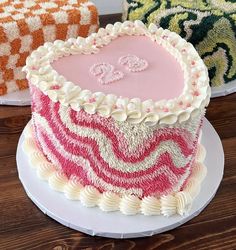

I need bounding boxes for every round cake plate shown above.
[16,118,224,239]
[0,89,30,106]
[211,79,236,98]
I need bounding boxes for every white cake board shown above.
[0,89,30,106]
[16,118,224,239]
[211,79,236,98]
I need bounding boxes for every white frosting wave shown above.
[141,196,161,215]
[161,195,177,217]
[184,178,201,199]
[196,143,206,163]
[48,172,68,192]
[29,151,47,168]
[175,191,193,216]
[37,162,56,180]
[64,177,82,200]
[119,195,141,215]
[23,138,38,154]
[99,192,121,212]
[23,124,208,216]
[23,21,210,126]
[80,186,101,207]
[191,162,207,183]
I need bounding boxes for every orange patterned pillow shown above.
[0,0,99,96]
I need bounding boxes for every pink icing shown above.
[52,36,184,101]
[31,86,199,197]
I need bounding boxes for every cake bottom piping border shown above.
[22,121,207,217]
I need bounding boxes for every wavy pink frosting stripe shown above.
[70,109,193,160]
[33,92,191,177]
[35,126,175,196]
[32,86,194,159]
[31,87,198,196]
[34,102,188,178]
[32,97,185,192]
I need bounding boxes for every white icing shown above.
[99,192,121,212]
[191,162,207,183]
[80,186,101,207]
[37,162,56,180]
[48,172,68,192]
[23,21,210,126]
[175,191,193,216]
[196,143,206,163]
[29,151,47,168]
[141,196,161,216]
[119,195,141,215]
[64,177,82,200]
[184,178,201,199]
[22,138,38,154]
[160,195,177,217]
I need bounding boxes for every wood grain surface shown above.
[0,15,236,250]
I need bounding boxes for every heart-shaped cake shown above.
[23,21,210,216]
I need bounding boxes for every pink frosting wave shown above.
[31,86,198,197]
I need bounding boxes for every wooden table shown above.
[1,15,236,250]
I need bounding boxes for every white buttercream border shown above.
[23,20,211,126]
[23,122,207,217]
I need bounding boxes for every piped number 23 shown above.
[90,55,148,85]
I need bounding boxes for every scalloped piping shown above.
[23,20,211,126]
[23,122,207,216]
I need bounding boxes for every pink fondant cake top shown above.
[52,36,184,101]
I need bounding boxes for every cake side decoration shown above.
[23,122,207,216]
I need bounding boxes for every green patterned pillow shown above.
[123,0,236,95]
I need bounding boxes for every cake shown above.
[0,0,98,96]
[22,21,210,216]
[123,0,236,95]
